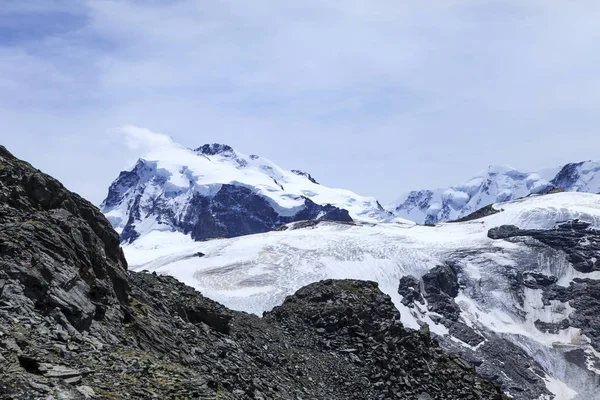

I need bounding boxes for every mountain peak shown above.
[195,143,235,156]
[484,164,517,175]
[390,159,600,225]
[102,140,404,242]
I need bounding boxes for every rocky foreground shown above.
[0,145,506,399]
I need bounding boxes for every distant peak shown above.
[485,165,517,175]
[195,143,235,156]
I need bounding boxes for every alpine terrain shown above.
[123,193,600,399]
[101,139,600,399]
[101,140,404,244]
[0,147,508,399]
[389,162,600,224]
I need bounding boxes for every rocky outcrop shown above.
[0,145,129,332]
[0,146,506,399]
[540,278,600,349]
[397,263,552,399]
[265,280,505,399]
[451,204,502,223]
[488,220,600,272]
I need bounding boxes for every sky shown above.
[1,0,600,206]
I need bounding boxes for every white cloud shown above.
[2,0,600,205]
[119,125,174,152]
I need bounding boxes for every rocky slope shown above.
[389,161,600,224]
[101,141,403,243]
[0,146,505,399]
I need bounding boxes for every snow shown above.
[102,140,410,239]
[485,192,600,229]
[390,164,552,224]
[123,192,600,399]
[543,376,578,400]
[389,160,600,225]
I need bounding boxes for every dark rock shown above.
[118,182,354,243]
[522,272,558,289]
[420,264,462,321]
[542,278,600,350]
[422,264,460,298]
[534,319,570,334]
[488,222,600,272]
[551,162,585,190]
[398,276,423,305]
[0,145,129,332]
[291,170,319,185]
[446,320,485,347]
[195,143,235,156]
[451,205,502,223]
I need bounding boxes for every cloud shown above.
[2,0,600,206]
[119,125,174,152]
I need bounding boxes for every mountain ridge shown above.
[101,141,407,243]
[389,161,600,224]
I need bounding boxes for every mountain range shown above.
[1,145,506,399]
[3,137,600,399]
[96,138,600,399]
[101,138,600,243]
[389,162,600,224]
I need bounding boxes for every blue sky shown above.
[2,0,600,205]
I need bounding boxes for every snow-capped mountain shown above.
[551,161,600,193]
[124,191,600,400]
[389,161,600,224]
[101,140,406,243]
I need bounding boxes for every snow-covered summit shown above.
[101,140,406,242]
[551,160,600,193]
[389,164,553,224]
[389,161,600,224]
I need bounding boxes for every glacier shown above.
[123,192,600,399]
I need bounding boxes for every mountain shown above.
[550,160,600,193]
[101,141,406,243]
[389,161,600,224]
[124,191,600,400]
[0,145,505,400]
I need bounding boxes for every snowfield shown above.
[124,192,600,400]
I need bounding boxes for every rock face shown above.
[550,161,600,193]
[398,265,552,399]
[0,145,129,332]
[115,176,353,243]
[0,146,505,399]
[488,220,600,272]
